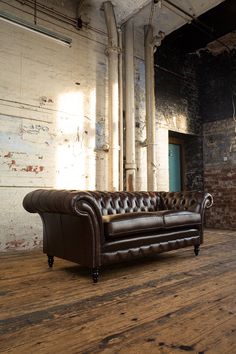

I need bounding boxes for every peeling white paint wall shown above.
[2,0,211,250]
[135,57,147,191]
[0,0,149,251]
[0,0,110,250]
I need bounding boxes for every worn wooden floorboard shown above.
[17,272,234,354]
[0,229,235,353]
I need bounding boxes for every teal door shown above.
[169,143,181,192]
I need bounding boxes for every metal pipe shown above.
[103,1,120,191]
[144,25,161,191]
[118,28,124,190]
[125,18,136,191]
[145,25,156,190]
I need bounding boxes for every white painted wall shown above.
[1,0,185,251]
[0,0,110,250]
[0,0,148,251]
[135,56,147,191]
[156,127,169,191]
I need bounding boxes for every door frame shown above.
[169,136,185,191]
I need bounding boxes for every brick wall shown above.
[185,135,203,191]
[155,44,203,191]
[199,51,233,122]
[200,51,236,230]
[155,45,202,134]
[203,118,236,229]
[155,44,236,230]
[204,165,236,229]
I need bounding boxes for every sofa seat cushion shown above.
[103,212,164,239]
[103,229,200,253]
[162,210,201,228]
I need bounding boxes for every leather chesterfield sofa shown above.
[23,190,213,282]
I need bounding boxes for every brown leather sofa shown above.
[23,190,213,282]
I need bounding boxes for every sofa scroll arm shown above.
[202,193,214,210]
[71,193,104,242]
[197,192,214,221]
[198,192,213,243]
[23,189,103,230]
[22,189,105,267]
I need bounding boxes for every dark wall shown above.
[155,26,236,229]
[155,45,202,134]
[199,49,236,229]
[198,51,233,121]
[185,135,203,190]
[155,44,203,191]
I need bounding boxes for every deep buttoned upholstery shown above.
[23,189,213,281]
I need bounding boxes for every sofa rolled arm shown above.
[72,193,104,239]
[202,193,214,210]
[23,189,99,214]
[23,189,104,241]
[160,191,213,243]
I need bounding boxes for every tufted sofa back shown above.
[87,191,163,216]
[23,189,163,216]
[160,191,209,213]
[23,189,212,217]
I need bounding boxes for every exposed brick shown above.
[155,42,203,191]
[204,167,236,229]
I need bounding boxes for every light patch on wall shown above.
[86,88,96,189]
[56,91,85,189]
[159,112,189,133]
[55,89,97,190]
[89,88,96,133]
[174,114,188,132]
[57,92,84,134]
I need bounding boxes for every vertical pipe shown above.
[145,24,157,191]
[104,1,120,191]
[118,28,124,190]
[125,18,136,191]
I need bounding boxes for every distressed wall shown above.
[200,51,236,229]
[0,0,110,250]
[0,0,147,250]
[134,56,147,191]
[154,39,236,229]
[154,43,203,191]
[3,1,234,251]
[204,120,236,229]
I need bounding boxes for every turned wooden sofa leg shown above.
[91,267,100,283]
[194,245,200,256]
[47,255,54,268]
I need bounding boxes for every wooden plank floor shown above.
[0,229,236,354]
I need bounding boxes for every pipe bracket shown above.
[105,45,121,55]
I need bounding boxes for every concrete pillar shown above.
[118,28,124,190]
[144,25,164,190]
[125,18,136,191]
[104,1,120,191]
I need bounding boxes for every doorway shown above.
[169,137,184,192]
